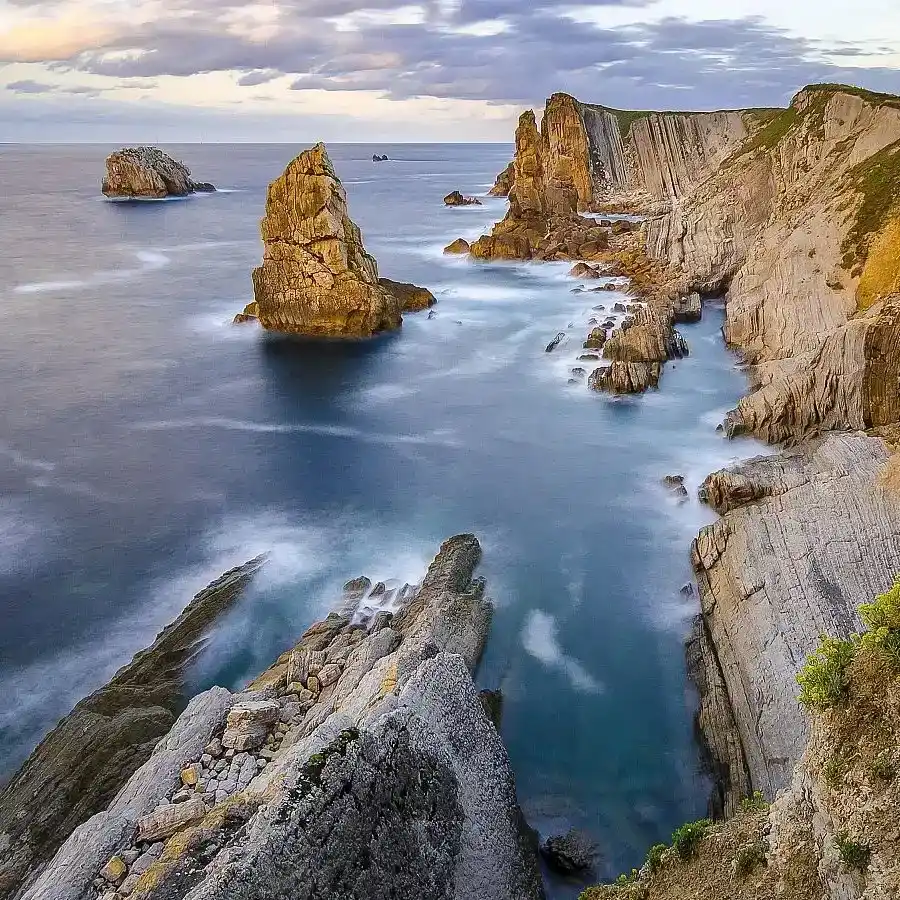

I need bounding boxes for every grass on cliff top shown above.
[840,139,900,272]
[802,83,900,110]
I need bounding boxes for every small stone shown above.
[204,738,223,758]
[171,789,193,803]
[122,849,141,866]
[215,790,228,804]
[259,748,276,760]
[214,759,227,773]
[307,675,320,694]
[100,856,128,885]
[318,664,342,688]
[200,753,213,766]
[225,749,235,759]
[257,758,267,768]
[118,874,141,896]
[180,763,202,787]
[277,722,289,734]
[137,798,207,842]
[206,778,219,793]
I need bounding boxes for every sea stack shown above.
[102,147,216,198]
[240,143,432,336]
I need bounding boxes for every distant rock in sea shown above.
[102,147,216,198]
[443,190,482,207]
[239,143,431,337]
[372,153,389,162]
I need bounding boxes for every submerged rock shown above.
[102,147,216,198]
[379,278,437,312]
[444,238,471,255]
[569,262,601,279]
[545,332,566,353]
[244,143,430,337]
[443,190,482,207]
[540,829,596,874]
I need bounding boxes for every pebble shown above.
[214,760,227,773]
[204,738,223,758]
[215,790,228,804]
[219,779,237,794]
[171,789,193,803]
[225,749,235,760]
[122,849,141,866]
[257,758,267,769]
[200,753,213,766]
[207,779,219,793]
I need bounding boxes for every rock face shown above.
[102,148,216,198]
[378,278,437,312]
[489,161,514,197]
[24,536,544,900]
[589,362,661,394]
[690,433,900,814]
[242,143,431,337]
[0,556,268,900]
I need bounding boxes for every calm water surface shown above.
[0,143,763,894]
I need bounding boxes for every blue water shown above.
[0,143,762,894]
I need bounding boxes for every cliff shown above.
[102,149,216,199]
[0,557,268,900]
[240,144,433,337]
[22,536,544,900]
[582,577,900,900]
[477,85,900,437]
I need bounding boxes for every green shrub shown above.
[739,790,768,812]
[836,832,870,871]
[860,579,900,630]
[671,819,711,859]
[646,843,667,873]
[822,754,848,789]
[734,842,767,878]
[797,636,857,710]
[868,750,896,782]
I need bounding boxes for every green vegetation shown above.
[841,140,900,273]
[868,749,896,782]
[615,870,640,886]
[740,790,769,813]
[822,754,848,789]
[671,819,712,860]
[734,841,767,878]
[803,83,900,110]
[646,843,667,873]
[797,635,857,711]
[859,577,900,669]
[836,832,871,871]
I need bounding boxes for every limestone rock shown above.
[222,700,279,752]
[569,262,601,279]
[602,306,687,364]
[540,829,596,874]
[443,238,470,255]
[488,161,514,197]
[247,143,402,337]
[672,292,702,323]
[589,362,661,394]
[443,191,482,207]
[583,327,606,350]
[102,147,216,198]
[136,798,206,843]
[0,557,265,899]
[691,433,900,810]
[378,278,436,312]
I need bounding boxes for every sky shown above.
[1,0,899,141]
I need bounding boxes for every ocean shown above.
[0,142,763,895]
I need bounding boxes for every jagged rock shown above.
[603,306,687,364]
[691,433,900,813]
[222,701,280,752]
[136,798,207,843]
[540,829,596,874]
[589,362,661,394]
[99,857,126,885]
[545,332,566,353]
[443,191,482,207]
[102,147,216,198]
[372,154,389,162]
[662,474,688,498]
[672,292,702,323]
[569,262,601,279]
[245,143,404,337]
[343,576,372,600]
[379,278,436,312]
[489,161,514,197]
[0,557,266,899]
[444,238,470,255]
[30,536,544,900]
[583,327,607,350]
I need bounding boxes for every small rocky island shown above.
[102,148,216,199]
[443,191,482,207]
[236,143,434,336]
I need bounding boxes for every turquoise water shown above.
[0,143,761,894]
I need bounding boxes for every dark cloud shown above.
[6,0,900,115]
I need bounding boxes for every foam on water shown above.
[522,610,604,695]
[14,249,170,294]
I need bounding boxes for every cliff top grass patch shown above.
[841,139,900,277]
[802,83,900,111]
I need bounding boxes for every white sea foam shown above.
[14,249,171,294]
[522,609,603,694]
[131,417,461,448]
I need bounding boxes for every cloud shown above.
[236,69,280,86]
[522,609,603,694]
[6,79,56,93]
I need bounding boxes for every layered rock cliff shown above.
[478,85,900,439]
[102,149,216,199]
[22,536,543,900]
[240,144,433,337]
[0,557,268,900]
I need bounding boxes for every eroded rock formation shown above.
[443,191,482,207]
[240,143,432,337]
[0,556,268,900]
[102,148,216,199]
[23,536,544,900]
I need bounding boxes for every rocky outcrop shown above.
[378,278,436,312]
[443,191,482,207]
[443,238,470,254]
[102,148,216,199]
[0,556,268,900]
[488,162,514,197]
[588,362,661,394]
[24,536,544,900]
[602,306,688,365]
[690,433,900,812]
[241,143,431,337]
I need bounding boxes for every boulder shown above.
[545,332,566,353]
[672,292,702,323]
[136,798,207,843]
[443,238,471,255]
[582,327,607,350]
[443,191,482,207]
[589,362,661,394]
[102,147,216,198]
[540,829,596,874]
[379,278,436,312]
[246,143,403,337]
[569,262,601,279]
[221,700,279,752]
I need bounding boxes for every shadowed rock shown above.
[102,148,216,198]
